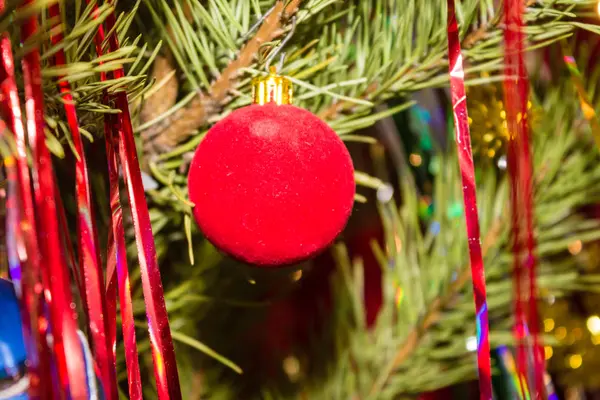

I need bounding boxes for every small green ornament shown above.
[419,135,433,152]
[418,197,434,219]
[429,156,440,175]
[447,202,463,219]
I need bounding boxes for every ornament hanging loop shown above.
[265,15,296,73]
[241,5,277,41]
[251,66,293,105]
[252,16,296,106]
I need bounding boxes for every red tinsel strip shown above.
[0,28,52,397]
[503,0,543,398]
[1,121,47,398]
[108,44,182,400]
[105,249,117,373]
[104,110,143,399]
[47,4,117,397]
[102,10,181,397]
[445,2,493,399]
[88,15,143,399]
[86,4,176,396]
[20,4,88,398]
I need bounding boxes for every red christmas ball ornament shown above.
[188,67,355,267]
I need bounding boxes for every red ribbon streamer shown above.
[105,110,143,399]
[84,10,143,399]
[446,2,493,399]
[87,4,181,397]
[105,20,182,400]
[20,4,89,398]
[0,29,52,397]
[47,4,117,397]
[94,28,143,400]
[1,121,48,399]
[503,1,543,398]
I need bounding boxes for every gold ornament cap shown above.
[251,66,293,105]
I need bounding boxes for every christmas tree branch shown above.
[308,79,600,399]
[88,2,600,396]
[139,0,300,156]
[370,219,503,396]
[132,0,599,168]
[316,19,498,121]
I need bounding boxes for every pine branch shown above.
[139,0,300,156]
[370,220,503,395]
[316,21,497,121]
[28,0,160,157]
[311,79,600,399]
[135,0,600,166]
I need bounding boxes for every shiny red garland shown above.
[503,0,544,398]
[0,1,181,398]
[445,1,492,399]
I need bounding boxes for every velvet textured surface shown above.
[188,103,355,266]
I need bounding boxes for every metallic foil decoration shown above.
[467,81,510,162]
[503,0,544,397]
[446,1,493,399]
[20,0,89,396]
[47,4,116,397]
[87,2,182,398]
[0,4,52,394]
[466,81,537,166]
[251,66,293,105]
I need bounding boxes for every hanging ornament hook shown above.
[265,15,297,73]
[251,16,296,106]
[241,5,277,41]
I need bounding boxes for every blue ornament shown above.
[0,279,105,399]
[0,279,27,380]
[0,278,28,399]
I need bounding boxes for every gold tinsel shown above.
[541,240,600,391]
[466,80,537,163]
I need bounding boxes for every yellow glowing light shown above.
[283,356,300,381]
[568,240,582,255]
[587,315,600,335]
[568,354,582,369]
[592,335,600,345]
[555,326,567,340]
[409,153,422,167]
[543,318,555,332]
[544,346,553,360]
[395,287,404,307]
[292,270,303,282]
[597,0,600,17]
